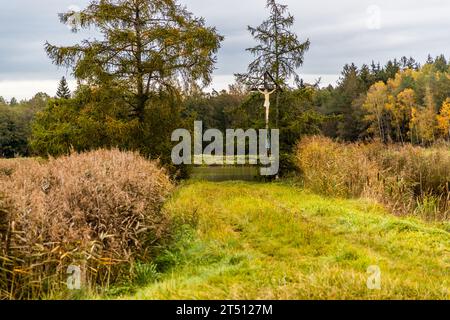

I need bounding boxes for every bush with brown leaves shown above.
[0,149,173,299]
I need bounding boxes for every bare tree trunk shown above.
[376,113,384,142]
[134,4,147,123]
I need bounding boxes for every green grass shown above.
[119,181,449,300]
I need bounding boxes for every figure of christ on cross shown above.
[256,86,278,178]
[250,71,281,156]
[258,87,276,132]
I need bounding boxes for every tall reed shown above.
[0,149,173,299]
[296,136,450,220]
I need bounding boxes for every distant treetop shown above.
[56,76,71,99]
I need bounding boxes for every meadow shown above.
[0,143,449,300]
[118,181,449,300]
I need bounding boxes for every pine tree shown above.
[9,97,18,106]
[236,0,310,127]
[434,54,448,72]
[56,76,71,99]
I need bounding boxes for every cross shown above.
[258,87,276,133]
[251,72,281,151]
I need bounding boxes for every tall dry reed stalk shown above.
[0,149,173,299]
[296,136,450,220]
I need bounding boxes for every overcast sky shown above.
[1,0,450,100]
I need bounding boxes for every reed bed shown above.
[0,149,173,299]
[296,136,450,220]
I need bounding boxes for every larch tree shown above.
[416,88,438,144]
[56,76,71,99]
[363,81,388,142]
[437,98,450,139]
[393,88,416,144]
[236,0,310,127]
[45,0,223,122]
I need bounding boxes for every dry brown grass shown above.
[296,136,450,220]
[0,149,173,299]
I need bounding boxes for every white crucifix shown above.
[251,72,279,151]
[258,87,276,132]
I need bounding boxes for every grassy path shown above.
[124,181,449,300]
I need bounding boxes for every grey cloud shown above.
[177,1,446,81]
[0,0,90,80]
[1,0,450,96]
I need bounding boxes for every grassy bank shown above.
[119,181,449,300]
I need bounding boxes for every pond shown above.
[190,166,261,182]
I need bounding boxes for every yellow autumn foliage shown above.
[437,98,450,138]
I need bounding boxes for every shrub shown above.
[0,149,173,299]
[296,136,450,220]
[30,87,187,178]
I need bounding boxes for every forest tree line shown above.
[0,0,449,176]
[1,55,450,170]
